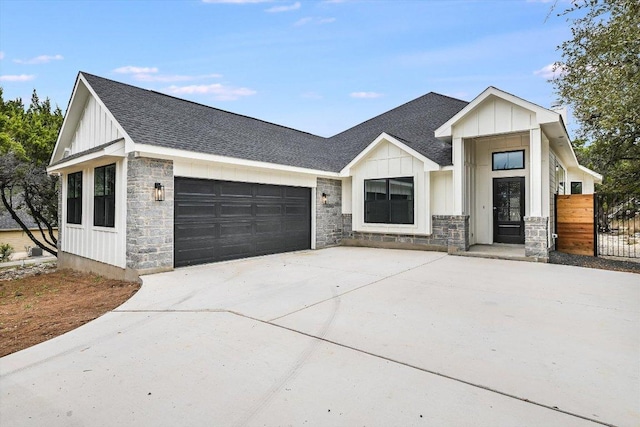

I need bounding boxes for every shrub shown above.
[0,243,14,262]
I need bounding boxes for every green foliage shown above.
[0,243,13,262]
[0,87,63,256]
[553,0,640,193]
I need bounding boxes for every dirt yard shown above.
[0,265,140,358]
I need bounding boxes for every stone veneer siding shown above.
[126,155,174,273]
[346,215,469,253]
[316,178,343,248]
[524,216,549,260]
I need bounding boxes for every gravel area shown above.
[549,251,640,274]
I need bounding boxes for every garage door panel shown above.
[220,221,253,237]
[175,179,217,197]
[175,203,216,219]
[219,181,253,197]
[255,204,283,216]
[220,203,253,217]
[255,220,282,234]
[175,224,217,240]
[284,219,308,232]
[256,185,283,198]
[175,178,311,267]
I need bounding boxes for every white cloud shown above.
[14,54,63,65]
[0,52,4,60]
[114,66,159,74]
[350,91,383,99]
[203,0,272,3]
[166,83,256,101]
[534,63,566,79]
[0,74,36,82]
[294,16,335,26]
[266,2,300,12]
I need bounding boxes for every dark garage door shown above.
[174,178,311,267]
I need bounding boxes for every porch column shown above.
[453,137,464,215]
[529,128,542,217]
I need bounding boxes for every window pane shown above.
[365,200,389,223]
[389,178,413,200]
[365,179,387,201]
[95,167,105,196]
[493,151,524,170]
[390,200,413,224]
[493,152,509,170]
[364,177,414,224]
[105,164,116,196]
[94,164,116,227]
[571,182,583,194]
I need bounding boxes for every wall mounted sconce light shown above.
[154,182,165,201]
[321,192,328,205]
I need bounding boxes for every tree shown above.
[553,0,640,193]
[0,88,63,256]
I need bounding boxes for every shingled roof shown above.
[80,73,468,172]
[329,92,469,167]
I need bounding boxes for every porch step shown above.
[454,244,540,263]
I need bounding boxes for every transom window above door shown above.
[364,177,414,224]
[492,150,524,171]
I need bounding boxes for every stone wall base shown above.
[58,251,170,283]
[343,215,469,253]
[524,216,550,261]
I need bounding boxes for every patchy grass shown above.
[0,269,140,357]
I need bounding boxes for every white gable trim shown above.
[50,73,134,165]
[47,139,126,173]
[133,144,340,178]
[435,86,559,139]
[340,132,441,176]
[578,165,603,183]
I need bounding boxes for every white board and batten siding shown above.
[174,160,318,188]
[350,140,432,235]
[61,95,127,268]
[69,96,123,156]
[453,96,536,139]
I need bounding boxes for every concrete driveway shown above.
[1,247,638,426]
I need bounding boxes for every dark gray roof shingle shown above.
[80,73,468,172]
[329,93,468,167]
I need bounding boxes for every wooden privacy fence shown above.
[555,194,595,256]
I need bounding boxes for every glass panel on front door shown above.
[493,177,525,244]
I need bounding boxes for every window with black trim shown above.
[492,150,524,171]
[67,171,82,224]
[94,164,116,227]
[364,177,414,224]
[570,181,583,194]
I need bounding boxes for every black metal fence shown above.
[596,193,640,259]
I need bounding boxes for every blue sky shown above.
[0,0,571,137]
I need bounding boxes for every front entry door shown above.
[493,177,525,244]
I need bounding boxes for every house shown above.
[47,72,601,281]
[0,199,57,259]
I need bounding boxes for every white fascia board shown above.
[435,86,560,139]
[50,73,135,167]
[339,132,441,176]
[578,165,603,183]
[50,74,85,165]
[79,73,136,152]
[47,140,126,173]
[133,144,340,178]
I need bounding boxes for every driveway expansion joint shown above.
[233,310,618,427]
